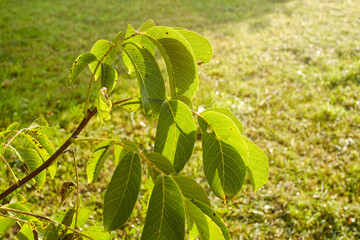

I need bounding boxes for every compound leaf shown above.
[141,175,185,240]
[198,111,248,198]
[154,100,196,173]
[87,140,114,183]
[69,52,97,88]
[243,137,269,192]
[103,152,141,231]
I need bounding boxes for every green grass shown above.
[1,0,360,239]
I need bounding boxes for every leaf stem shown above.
[0,207,94,240]
[71,149,80,230]
[0,154,18,183]
[0,98,134,201]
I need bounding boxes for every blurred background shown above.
[0,0,359,238]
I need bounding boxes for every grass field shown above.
[1,0,359,239]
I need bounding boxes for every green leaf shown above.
[0,133,4,143]
[112,31,123,44]
[18,148,46,189]
[103,152,141,231]
[17,222,38,240]
[70,206,91,229]
[117,98,142,112]
[100,63,117,94]
[0,216,16,239]
[141,175,185,240]
[96,88,112,123]
[87,139,114,183]
[243,137,269,192]
[121,42,165,119]
[22,129,56,179]
[190,200,230,240]
[154,100,196,173]
[114,139,139,166]
[198,111,249,198]
[7,122,19,130]
[59,181,76,206]
[138,19,155,32]
[28,118,48,128]
[89,40,118,80]
[171,95,193,109]
[144,152,175,181]
[144,26,198,99]
[6,197,33,221]
[173,28,213,63]
[205,108,244,134]
[81,226,111,240]
[185,199,224,240]
[171,176,210,207]
[124,24,156,55]
[69,52,97,88]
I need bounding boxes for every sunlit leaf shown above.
[87,139,114,183]
[7,122,19,130]
[141,175,185,240]
[96,87,112,123]
[81,226,111,240]
[28,118,48,128]
[112,31,123,44]
[114,139,139,166]
[89,40,118,80]
[17,148,46,189]
[70,206,91,229]
[17,222,38,240]
[0,144,4,155]
[0,216,16,239]
[138,19,155,32]
[198,111,248,198]
[185,199,224,240]
[69,52,97,88]
[144,27,198,99]
[100,63,117,94]
[121,42,165,119]
[243,137,269,192]
[154,100,196,173]
[204,108,244,134]
[103,152,141,231]
[117,98,142,112]
[173,28,213,63]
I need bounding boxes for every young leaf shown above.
[173,28,213,64]
[144,152,175,181]
[154,100,196,173]
[89,40,118,80]
[101,63,117,94]
[112,31,123,44]
[0,216,16,238]
[81,226,111,240]
[103,152,141,231]
[21,129,56,179]
[117,98,142,112]
[96,87,112,123]
[87,139,114,183]
[138,19,155,32]
[243,137,269,192]
[17,222,38,240]
[141,175,185,240]
[144,26,198,99]
[198,111,249,198]
[17,148,46,189]
[69,52,97,88]
[121,42,165,119]
[205,108,244,134]
[185,199,225,240]
[7,122,19,130]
